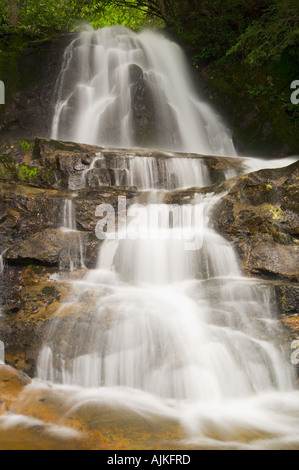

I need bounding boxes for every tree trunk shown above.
[8,0,19,27]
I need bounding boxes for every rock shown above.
[212,160,299,282]
[6,228,88,267]
[130,78,157,147]
[128,64,144,84]
[0,268,74,376]
[275,284,299,315]
[0,33,77,143]
[0,364,31,413]
[1,137,249,191]
[244,241,299,282]
[0,182,62,248]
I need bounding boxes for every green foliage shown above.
[19,139,31,152]
[17,164,40,183]
[0,0,156,34]
[83,3,153,31]
[226,0,298,65]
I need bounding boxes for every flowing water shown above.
[59,199,86,271]
[51,25,236,156]
[35,160,299,449]
[2,26,299,450]
[0,250,6,276]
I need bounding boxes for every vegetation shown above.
[0,0,157,33]
[0,1,297,65]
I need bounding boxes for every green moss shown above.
[17,164,40,183]
[19,140,32,153]
[263,204,283,220]
[41,286,56,296]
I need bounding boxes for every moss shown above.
[17,164,40,184]
[263,204,283,220]
[26,264,45,274]
[19,140,32,153]
[41,286,56,296]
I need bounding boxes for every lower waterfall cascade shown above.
[32,151,299,448]
[1,25,299,450]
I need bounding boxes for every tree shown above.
[226,0,299,65]
[8,0,19,27]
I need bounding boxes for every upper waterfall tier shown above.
[51,26,236,156]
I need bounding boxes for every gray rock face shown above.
[211,161,299,282]
[130,78,157,147]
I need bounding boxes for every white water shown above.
[37,163,299,449]
[0,249,6,275]
[60,199,86,271]
[34,26,299,449]
[38,189,295,396]
[0,340,4,364]
[51,25,236,156]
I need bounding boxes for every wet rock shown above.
[6,228,90,269]
[1,138,249,191]
[129,64,144,84]
[0,364,31,413]
[244,241,299,282]
[130,78,157,147]
[0,182,62,247]
[212,160,299,283]
[0,268,74,376]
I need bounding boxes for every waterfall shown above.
[0,250,7,275]
[34,26,299,449]
[62,199,77,232]
[0,340,4,364]
[60,199,86,271]
[51,26,236,156]
[76,150,213,191]
[38,190,294,401]
[0,252,5,363]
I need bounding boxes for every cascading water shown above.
[38,192,295,402]
[51,25,236,156]
[33,26,299,449]
[60,199,86,271]
[0,257,4,276]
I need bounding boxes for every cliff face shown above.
[0,33,76,142]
